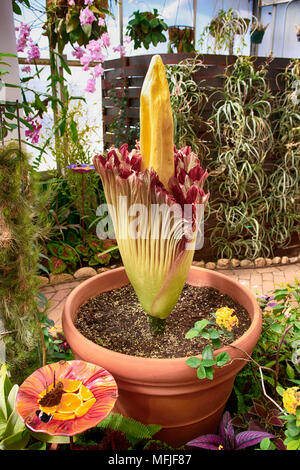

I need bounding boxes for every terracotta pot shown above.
[62,266,262,446]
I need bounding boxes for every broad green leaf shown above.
[202,345,214,361]
[1,429,30,450]
[208,328,222,339]
[12,2,22,15]
[276,384,285,397]
[7,384,19,417]
[211,338,222,349]
[196,364,206,379]
[215,351,230,367]
[286,440,300,450]
[270,323,283,334]
[186,357,202,368]
[200,359,216,367]
[194,319,210,332]
[185,328,199,339]
[66,16,80,34]
[0,365,12,420]
[286,363,295,380]
[205,367,214,380]
[28,441,47,450]
[70,119,78,143]
[81,23,92,39]
[0,417,7,440]
[2,409,25,440]
[31,431,71,444]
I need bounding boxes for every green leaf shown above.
[286,440,300,450]
[200,359,216,367]
[185,328,200,339]
[28,441,47,450]
[2,410,25,440]
[7,384,19,417]
[194,319,210,332]
[215,351,230,367]
[186,357,202,368]
[0,365,12,420]
[70,119,78,143]
[202,345,214,361]
[211,338,222,349]
[1,429,30,450]
[259,437,275,450]
[12,2,22,15]
[276,384,285,397]
[286,363,295,380]
[205,367,214,380]
[31,431,71,444]
[81,23,92,39]
[196,364,206,379]
[66,16,80,34]
[270,323,283,334]
[207,328,222,339]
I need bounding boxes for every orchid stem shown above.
[148,315,166,335]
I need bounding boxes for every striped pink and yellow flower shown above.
[15,360,118,436]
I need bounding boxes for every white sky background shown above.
[14,0,254,170]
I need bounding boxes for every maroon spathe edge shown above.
[93,144,210,230]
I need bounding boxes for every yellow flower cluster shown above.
[215,307,239,332]
[282,387,300,415]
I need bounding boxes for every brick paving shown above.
[41,263,300,330]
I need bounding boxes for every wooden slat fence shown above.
[102,53,291,148]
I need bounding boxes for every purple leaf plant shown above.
[186,411,275,450]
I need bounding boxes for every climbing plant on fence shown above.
[267,60,300,249]
[206,56,275,260]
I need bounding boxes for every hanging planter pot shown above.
[250,29,265,44]
[297,33,300,42]
[168,25,195,53]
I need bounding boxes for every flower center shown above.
[38,379,95,420]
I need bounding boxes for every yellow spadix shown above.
[140,55,174,189]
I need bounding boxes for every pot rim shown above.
[62,266,262,365]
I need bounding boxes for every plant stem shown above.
[148,315,166,335]
[274,324,293,391]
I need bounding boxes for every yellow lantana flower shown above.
[282,387,300,415]
[215,307,239,332]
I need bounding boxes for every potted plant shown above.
[62,55,262,446]
[168,25,195,53]
[126,8,168,50]
[250,20,269,44]
[200,8,250,55]
[296,25,300,42]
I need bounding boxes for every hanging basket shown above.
[168,25,195,53]
[250,29,265,44]
[297,33,300,42]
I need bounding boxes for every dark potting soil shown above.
[74,284,251,359]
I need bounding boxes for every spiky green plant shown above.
[0,142,49,381]
[207,56,275,259]
[267,60,300,248]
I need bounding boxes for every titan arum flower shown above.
[93,55,209,334]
